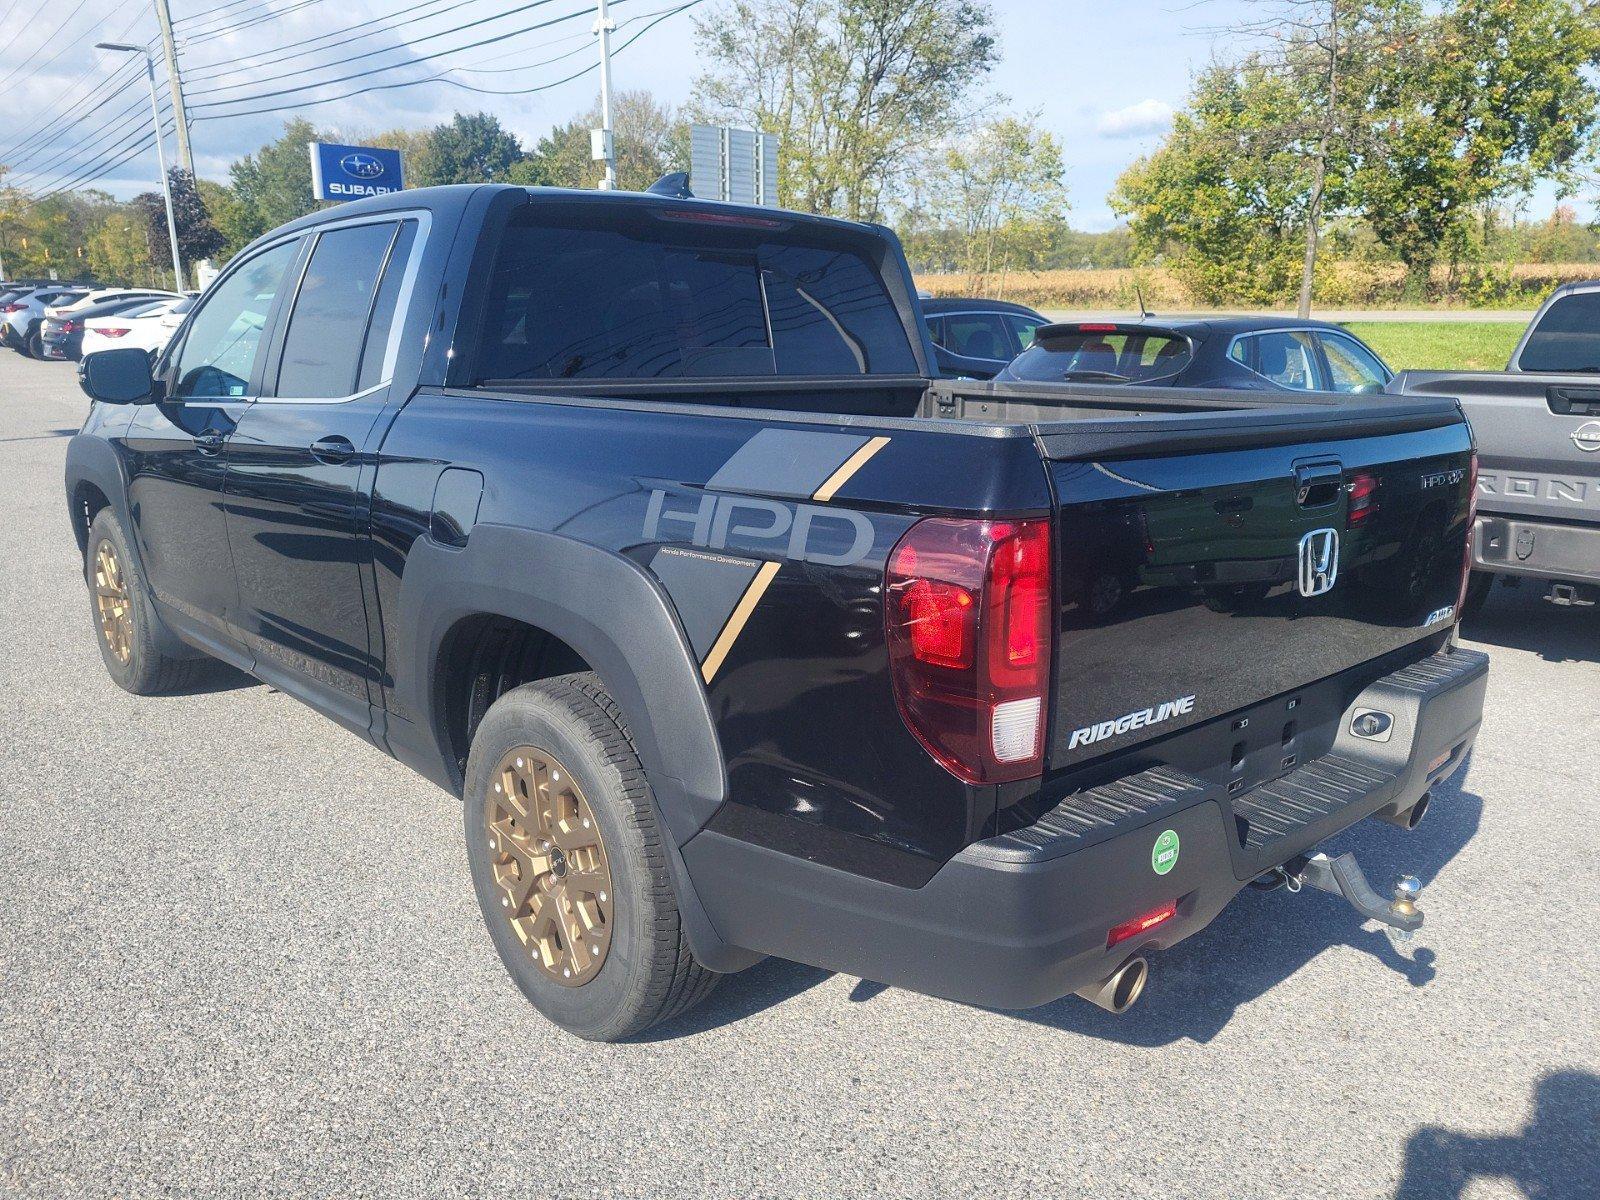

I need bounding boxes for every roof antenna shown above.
[1135,282,1151,320]
[646,171,694,199]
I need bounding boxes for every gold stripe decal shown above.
[700,560,782,684]
[811,436,891,502]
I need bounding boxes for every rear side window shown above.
[1007,314,1043,349]
[474,212,917,382]
[1007,329,1192,383]
[942,313,1011,360]
[1319,332,1390,392]
[1518,291,1600,372]
[1236,331,1320,390]
[276,221,402,397]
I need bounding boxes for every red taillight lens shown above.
[1456,452,1479,619]
[885,517,1053,784]
[59,320,76,333]
[98,327,130,337]
[1346,471,1379,525]
[2,303,23,313]
[1107,900,1177,948]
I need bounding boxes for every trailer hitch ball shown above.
[1385,875,1423,950]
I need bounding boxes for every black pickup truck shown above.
[67,185,1487,1040]
[1393,281,1600,610]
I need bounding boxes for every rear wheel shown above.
[85,507,211,694]
[463,673,719,1040]
[23,325,43,359]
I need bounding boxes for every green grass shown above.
[1341,321,1522,373]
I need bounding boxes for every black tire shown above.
[463,672,719,1040]
[84,507,212,694]
[1460,570,1495,620]
[23,325,43,359]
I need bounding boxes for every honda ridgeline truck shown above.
[67,185,1488,1040]
[1394,280,1600,610]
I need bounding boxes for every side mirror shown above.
[79,347,156,404]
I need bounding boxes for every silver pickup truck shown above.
[1394,281,1600,610]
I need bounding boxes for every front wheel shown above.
[462,672,719,1040]
[84,507,211,694]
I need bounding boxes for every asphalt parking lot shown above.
[2,352,1596,1199]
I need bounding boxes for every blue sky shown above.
[1,0,1591,228]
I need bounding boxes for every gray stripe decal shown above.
[705,428,871,499]
[648,546,762,660]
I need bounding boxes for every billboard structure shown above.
[309,143,405,202]
[690,125,779,206]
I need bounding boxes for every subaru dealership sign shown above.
[309,142,404,202]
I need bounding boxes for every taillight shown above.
[98,327,130,338]
[1456,452,1479,619]
[1107,900,1177,948]
[59,320,76,333]
[1346,471,1379,525]
[2,303,23,313]
[885,517,1052,784]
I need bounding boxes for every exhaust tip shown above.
[1076,956,1149,1014]
[1405,794,1429,829]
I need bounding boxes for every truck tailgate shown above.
[1041,406,1474,770]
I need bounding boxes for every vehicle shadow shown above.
[1461,582,1599,666]
[641,767,1484,1045]
[996,768,1483,1045]
[168,660,262,696]
[1393,1070,1599,1200]
[0,427,77,443]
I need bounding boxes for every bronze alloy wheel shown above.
[485,745,614,986]
[93,538,133,665]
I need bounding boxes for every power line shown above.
[181,0,477,84]
[0,16,153,163]
[7,95,165,190]
[190,0,698,122]
[188,0,580,99]
[172,0,271,27]
[0,55,144,165]
[4,84,157,183]
[180,0,337,45]
[0,0,114,93]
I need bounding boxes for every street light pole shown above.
[97,42,183,290]
[593,0,616,189]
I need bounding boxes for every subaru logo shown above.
[339,153,384,179]
[1297,528,1339,597]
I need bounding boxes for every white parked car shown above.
[44,287,181,320]
[80,295,196,360]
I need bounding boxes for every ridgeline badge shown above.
[1152,829,1180,876]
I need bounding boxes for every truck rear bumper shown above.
[684,647,1487,1010]
[1474,513,1600,584]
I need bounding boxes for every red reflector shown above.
[1346,471,1379,526]
[1078,322,1118,332]
[1456,453,1479,619]
[1108,901,1177,948]
[1428,749,1452,774]
[99,328,130,337]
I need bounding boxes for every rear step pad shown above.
[981,766,1210,863]
[1232,754,1398,860]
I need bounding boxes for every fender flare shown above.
[398,523,728,847]
[63,432,193,662]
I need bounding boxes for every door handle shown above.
[194,430,225,455]
[309,435,356,465]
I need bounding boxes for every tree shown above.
[228,119,328,246]
[1114,0,1600,306]
[529,91,688,191]
[132,169,224,282]
[902,113,1069,285]
[693,0,998,220]
[1357,0,1600,292]
[413,112,524,186]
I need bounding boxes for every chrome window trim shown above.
[254,208,432,406]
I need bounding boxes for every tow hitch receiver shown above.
[1280,852,1425,947]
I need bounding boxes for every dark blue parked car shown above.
[921,296,1048,378]
[998,316,1394,393]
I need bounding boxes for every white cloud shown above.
[1094,98,1175,139]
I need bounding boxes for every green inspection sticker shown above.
[1152,829,1180,875]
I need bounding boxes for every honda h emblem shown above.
[1297,528,1339,597]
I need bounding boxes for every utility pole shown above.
[592,0,617,189]
[151,0,195,176]
[98,42,183,290]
